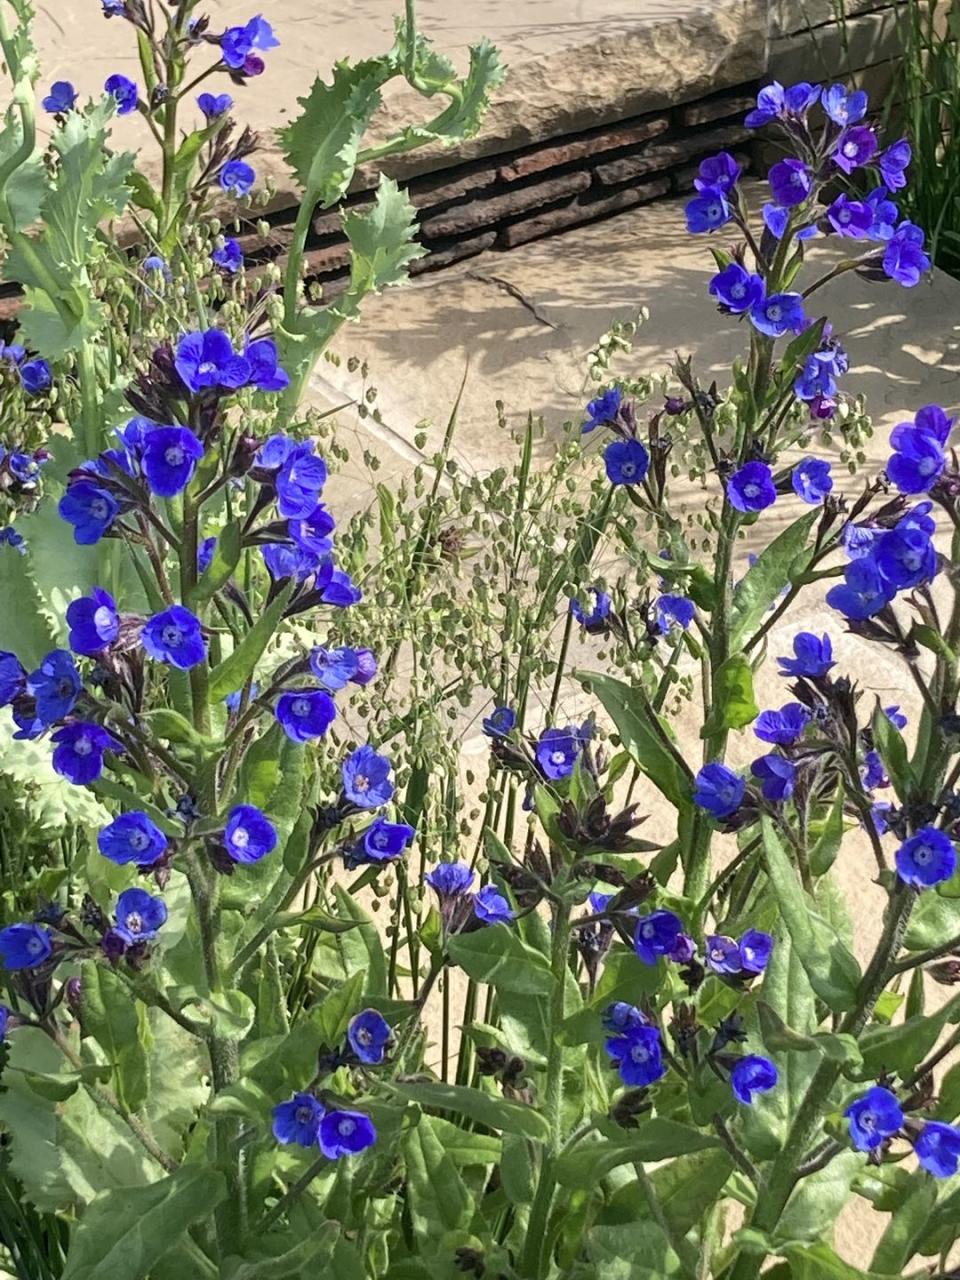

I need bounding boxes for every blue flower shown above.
[862,749,888,791]
[754,702,810,745]
[602,1001,648,1032]
[745,82,786,129]
[740,929,774,974]
[866,187,900,240]
[912,403,954,445]
[197,537,217,574]
[220,160,255,197]
[318,1109,377,1159]
[582,386,622,434]
[914,1121,960,1178]
[19,358,52,394]
[348,1008,391,1064]
[605,1025,666,1087]
[709,263,765,314]
[104,74,138,115]
[895,826,957,889]
[115,887,167,944]
[245,338,290,393]
[142,606,206,669]
[141,426,204,498]
[875,525,936,591]
[425,861,474,897]
[845,1086,903,1151]
[821,83,868,125]
[633,909,684,965]
[343,744,393,808]
[175,328,250,395]
[7,451,46,487]
[751,754,797,802]
[762,203,818,242]
[142,255,170,279]
[887,424,945,494]
[695,152,741,193]
[319,564,361,607]
[769,158,812,208]
[536,726,584,780]
[655,594,695,633]
[310,646,359,691]
[289,503,336,556]
[885,705,908,730]
[878,138,911,191]
[604,438,649,486]
[705,934,741,974]
[0,923,53,970]
[693,763,745,818]
[101,0,126,14]
[570,588,611,632]
[482,706,516,738]
[354,649,377,685]
[362,817,415,862]
[0,1006,8,1039]
[826,193,874,238]
[42,80,78,113]
[276,444,327,519]
[212,238,242,273]
[67,587,119,656]
[0,652,25,706]
[792,458,833,504]
[28,650,82,723]
[273,1092,324,1146]
[750,292,806,338]
[777,631,834,678]
[98,811,168,866]
[0,527,26,555]
[474,885,515,925]
[727,461,777,513]
[198,92,233,118]
[783,82,821,115]
[51,722,122,785]
[275,690,336,742]
[684,185,732,234]
[826,556,895,619]
[220,15,280,70]
[730,1055,779,1104]
[261,543,320,583]
[225,683,257,713]
[833,125,878,175]
[883,221,930,287]
[225,804,278,863]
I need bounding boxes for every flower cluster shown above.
[425,861,515,930]
[845,1085,960,1178]
[272,1093,376,1159]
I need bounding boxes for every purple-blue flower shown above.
[310,646,359,691]
[727,461,776,513]
[883,221,930,287]
[762,204,818,242]
[693,762,745,818]
[602,1002,648,1032]
[751,754,797,802]
[318,1109,376,1159]
[0,923,53,970]
[198,92,233,118]
[885,705,908,730]
[141,606,206,669]
[570,588,611,632]
[792,458,833,504]
[745,82,786,129]
[362,817,415,862]
[914,1121,960,1178]
[684,185,732,234]
[425,861,474,898]
[866,187,900,240]
[833,125,878,174]
[105,74,138,115]
[582,387,622,434]
[777,631,834,678]
[754,702,810,745]
[862,749,888,791]
[115,887,167,944]
[42,80,78,113]
[826,556,895,620]
[709,263,765,315]
[225,804,278,863]
[51,722,123,785]
[887,424,945,494]
[731,1055,779,1104]
[875,524,936,591]
[348,1009,391,1064]
[143,255,170,279]
[273,1093,324,1146]
[895,827,957,889]
[474,885,515,926]
[604,438,649,486]
[695,152,741,194]
[245,338,289,393]
[826,193,874,238]
[274,689,336,742]
[276,443,327,520]
[482,706,516,738]
[633,909,684,965]
[655,594,695,633]
[19,359,52,394]
[67,587,119,656]
[141,426,204,498]
[605,1024,666,1087]
[220,15,280,71]
[175,328,250,395]
[28,650,82,723]
[740,929,774,974]
[845,1086,903,1151]
[220,160,255,197]
[0,652,25,706]
[289,504,336,556]
[750,292,806,339]
[261,543,320,583]
[821,83,868,126]
[212,238,243,273]
[536,726,584,780]
[342,744,393,808]
[769,158,812,208]
[98,811,168,867]
[878,138,911,192]
[705,934,742,974]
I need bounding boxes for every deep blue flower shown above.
[198,92,233,118]
[318,1109,377,1159]
[142,255,170,279]
[655,594,695,633]
[425,861,474,897]
[862,749,888,791]
[7,451,46,487]
[751,754,797,802]
[536,726,584,780]
[762,203,818,242]
[261,543,320,583]
[274,689,336,742]
[604,438,649,486]
[740,929,774,974]
[826,556,895,620]
[482,706,516,738]
[883,221,930,287]
[101,0,125,14]
[51,721,123,785]
[570,588,611,631]
[914,1121,960,1178]
[98,811,168,866]
[67,587,119,656]
[865,186,900,241]
[348,1008,391,1064]
[0,651,25,706]
[141,426,204,498]
[142,606,206,669]
[362,817,415,862]
[750,292,806,338]
[695,151,741,193]
[175,328,250,395]
[115,887,167,944]
[42,80,78,113]
[212,238,242,273]
[792,458,833,504]
[289,503,336,556]
[255,435,297,472]
[0,1005,8,1039]
[582,386,622,434]
[319,564,362,607]
[0,923,53,970]
[0,340,25,363]
[887,424,945,494]
[245,338,290,393]
[845,1086,903,1151]
[833,125,878,174]
[885,705,908,730]
[276,444,327,519]
[343,744,393,808]
[784,81,821,115]
[310,646,359,691]
[19,358,52,394]
[220,160,255,197]
[54,477,115,543]
[895,826,957,889]
[708,263,765,314]
[705,934,742,974]
[220,15,280,70]
[826,193,873,238]
[633,909,684,965]
[273,1092,324,1146]
[28,650,81,723]
[474,885,515,925]
[684,185,732,234]
[769,158,812,208]
[745,82,786,129]
[353,649,377,685]
[777,631,834,678]
[875,525,936,590]
[878,138,911,192]
[795,342,845,405]
[602,1001,648,1032]
[0,527,25,555]
[731,1055,779,1104]
[821,83,868,125]
[693,762,745,818]
[754,702,810,745]
[197,537,217,575]
[913,404,954,445]
[104,74,138,115]
[224,804,278,863]
[605,1025,666,1087]
[727,461,776,513]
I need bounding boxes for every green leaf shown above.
[208,583,292,702]
[809,790,846,876]
[870,1171,939,1274]
[730,508,819,648]
[650,1148,733,1235]
[555,1121,722,1189]
[858,991,960,1077]
[700,652,759,736]
[141,708,205,747]
[386,28,505,147]
[222,1227,340,1280]
[775,1151,863,1245]
[273,905,358,933]
[781,318,827,382]
[586,1221,678,1279]
[402,1114,474,1246]
[936,1061,960,1122]
[190,519,242,602]
[388,1081,549,1141]
[757,1001,862,1068]
[332,884,387,997]
[500,1130,535,1204]
[871,703,914,803]
[784,1242,887,1280]
[579,671,689,808]
[61,1166,226,1280]
[236,721,284,809]
[446,925,555,995]
[558,948,663,1045]
[761,817,861,1011]
[80,960,150,1112]
[903,886,960,950]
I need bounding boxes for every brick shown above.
[419,171,591,240]
[410,230,497,275]
[313,199,369,238]
[302,241,353,276]
[497,177,671,249]
[681,93,757,128]
[594,124,751,186]
[236,222,295,259]
[499,115,670,182]
[409,166,496,208]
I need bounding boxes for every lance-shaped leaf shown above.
[730,507,820,648]
[701,652,759,736]
[80,960,150,1113]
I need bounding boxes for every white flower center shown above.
[129,830,150,852]
[292,697,311,716]
[913,844,932,865]
[767,305,782,322]
[630,1043,650,1063]
[744,483,760,499]
[919,457,937,476]
[91,499,109,519]
[338,1118,356,1137]
[621,462,636,477]
[161,625,183,647]
[198,360,217,377]
[232,827,249,849]
[125,912,143,934]
[165,446,185,467]
[73,735,92,756]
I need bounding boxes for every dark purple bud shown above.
[663,396,686,415]
[928,959,960,985]
[670,932,697,964]
[65,976,83,1014]
[101,928,127,962]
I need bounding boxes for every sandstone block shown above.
[497,176,670,248]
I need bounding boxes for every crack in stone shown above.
[466,270,560,330]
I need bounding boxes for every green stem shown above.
[635,1162,698,1278]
